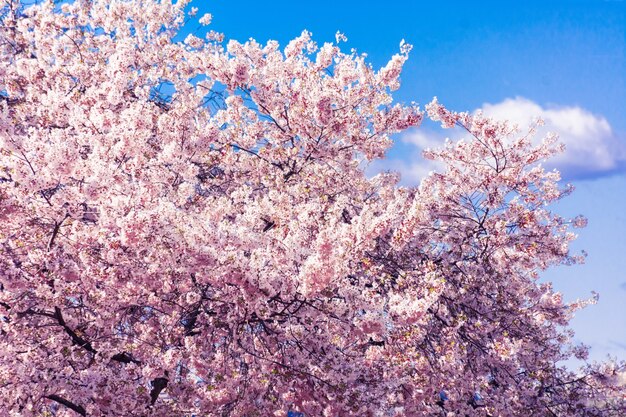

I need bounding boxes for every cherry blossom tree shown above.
[0,0,624,416]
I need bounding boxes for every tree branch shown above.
[111,352,141,365]
[45,394,86,416]
[47,214,69,251]
[150,377,168,405]
[53,307,97,354]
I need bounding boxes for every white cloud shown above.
[480,97,625,178]
[371,97,625,185]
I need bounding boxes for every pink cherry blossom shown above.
[0,1,623,416]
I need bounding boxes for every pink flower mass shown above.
[0,1,624,416]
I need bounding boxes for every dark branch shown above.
[111,352,141,365]
[53,307,96,354]
[368,337,385,347]
[20,307,139,365]
[150,377,168,405]
[45,394,86,416]
[261,218,275,232]
[47,214,69,251]
[181,308,201,336]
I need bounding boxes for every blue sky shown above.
[193,0,626,362]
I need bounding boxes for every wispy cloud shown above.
[480,97,626,179]
[373,97,625,185]
[609,340,626,351]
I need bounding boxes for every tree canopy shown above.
[0,1,624,416]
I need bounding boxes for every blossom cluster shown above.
[0,1,623,416]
